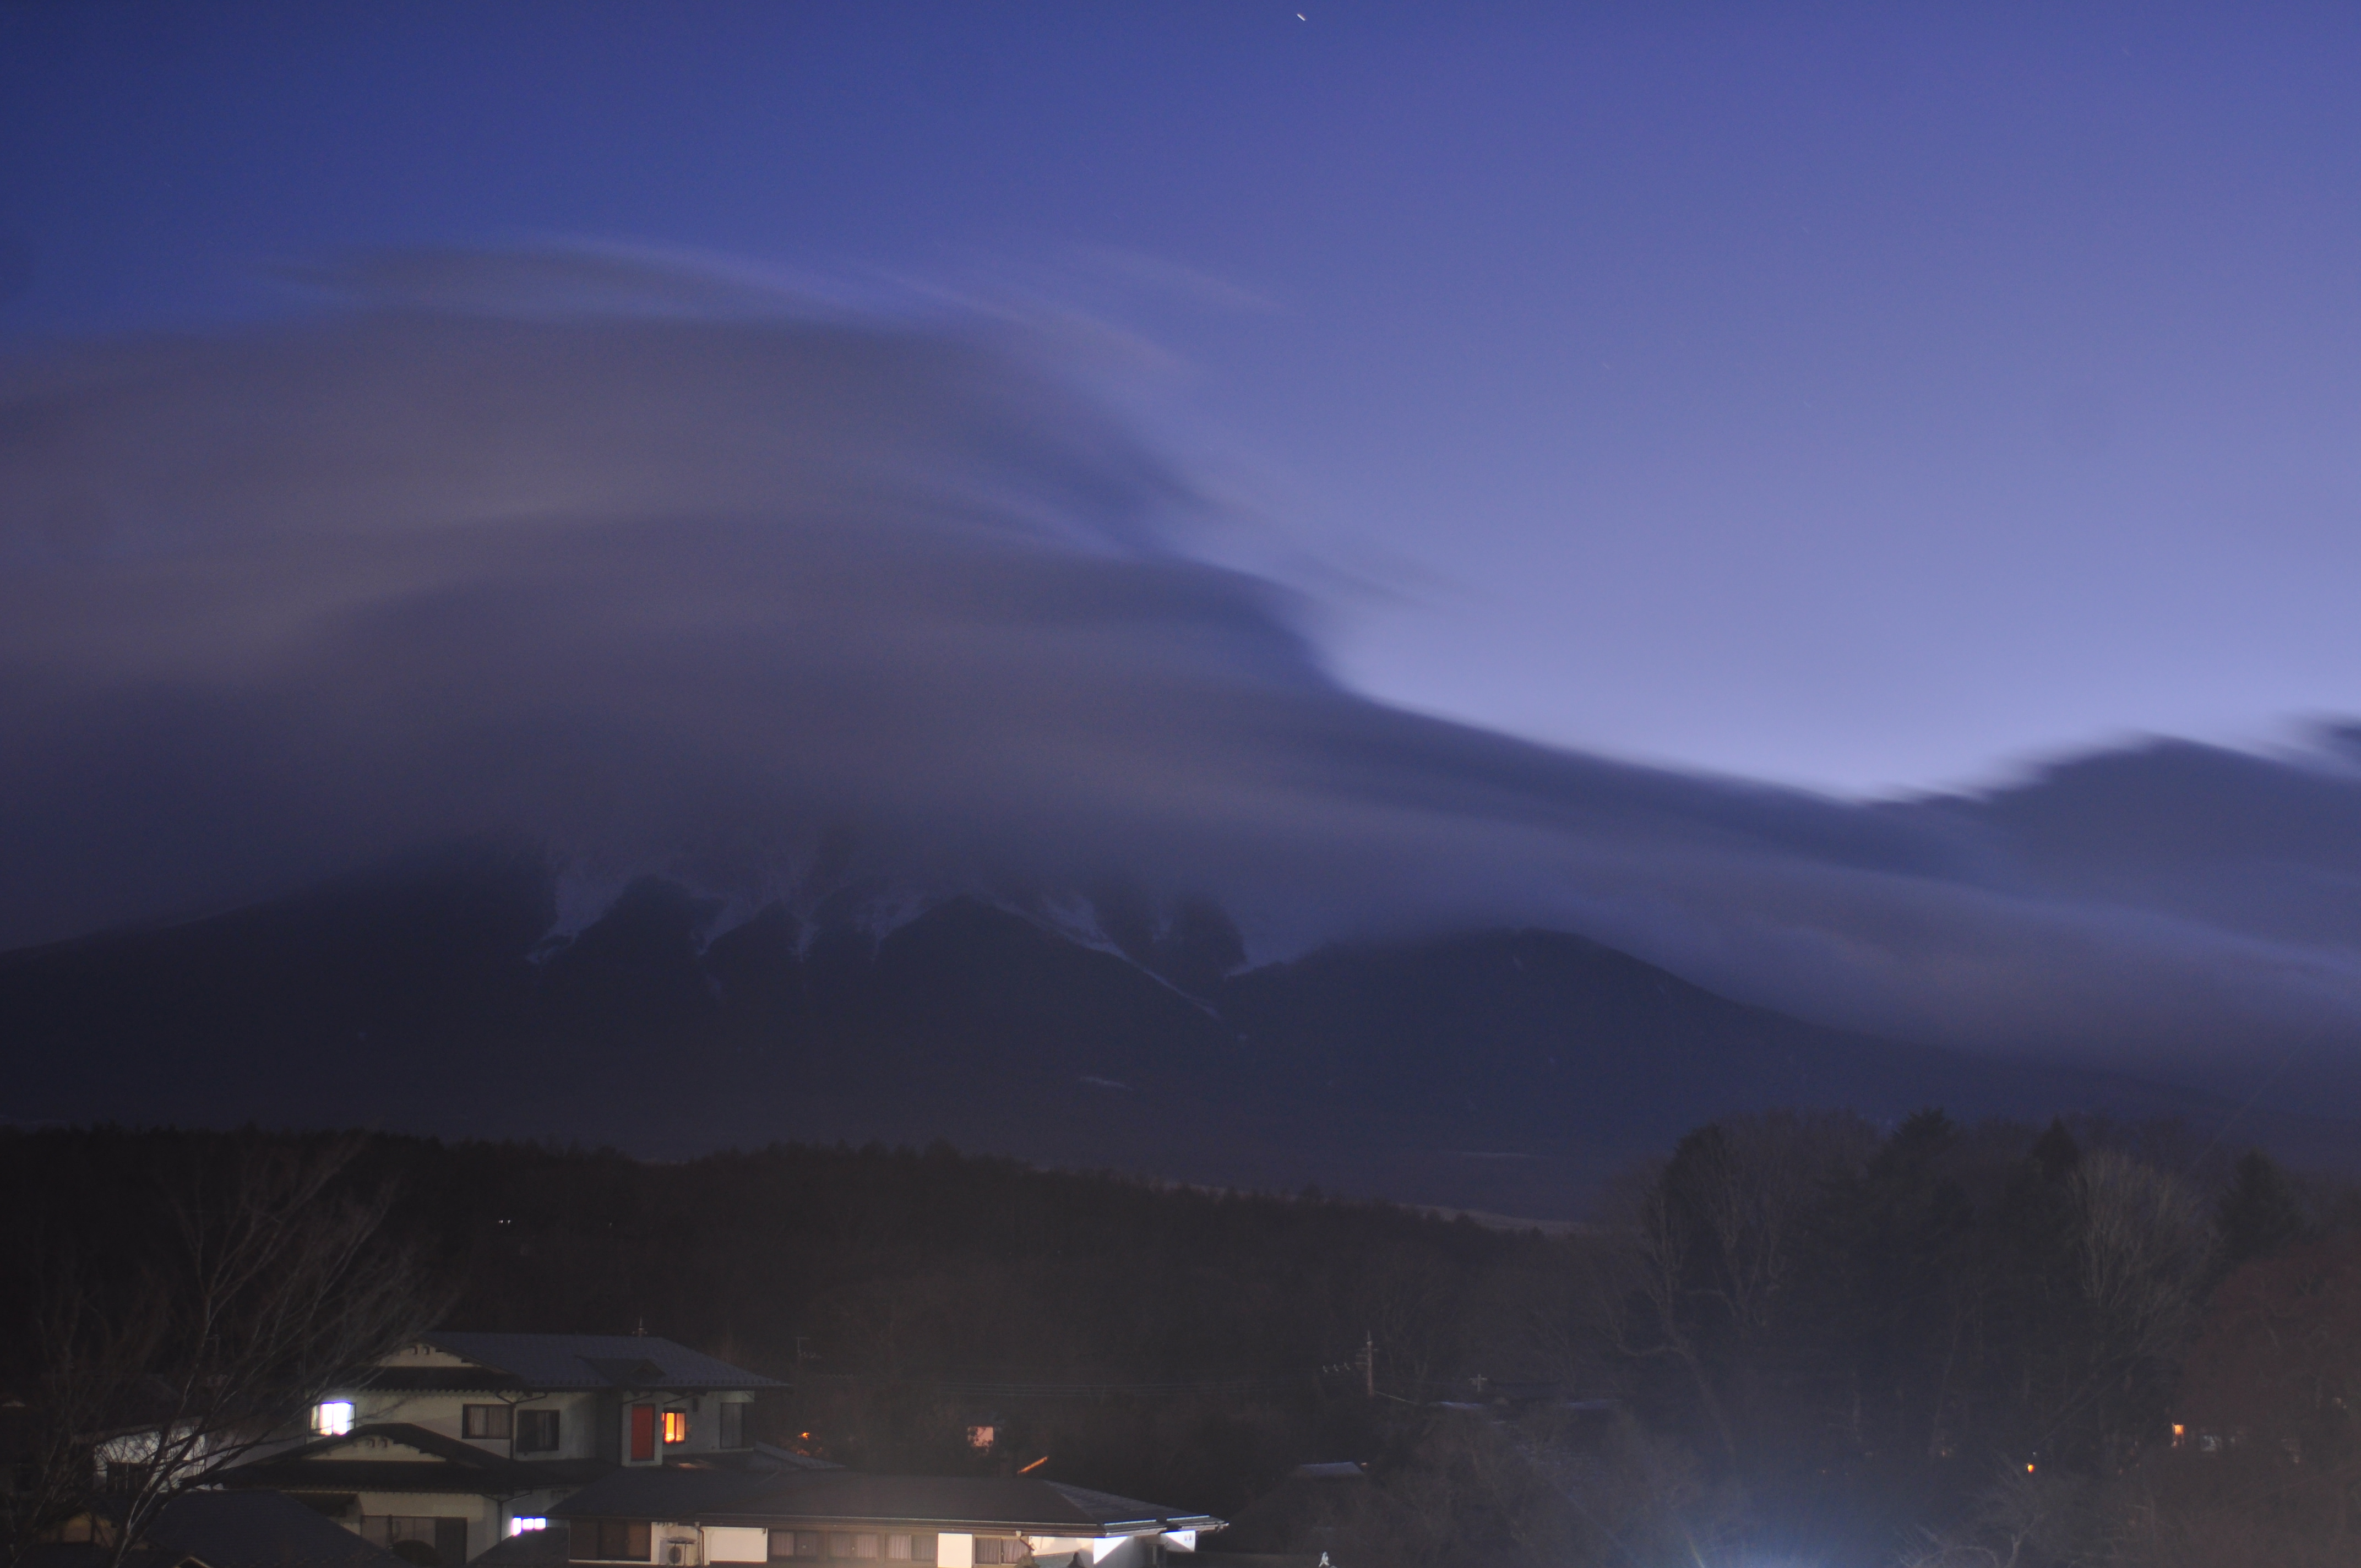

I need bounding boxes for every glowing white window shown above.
[511,1520,547,1536]
[313,1401,355,1436]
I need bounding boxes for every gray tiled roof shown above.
[35,1491,416,1568]
[406,1336,784,1391]
[1042,1484,1200,1529]
[158,1492,411,1568]
[218,1423,605,1496]
[552,1468,775,1518]
[17,1544,194,1568]
[552,1467,1218,1536]
[466,1523,571,1568]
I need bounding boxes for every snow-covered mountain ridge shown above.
[8,846,2354,1215]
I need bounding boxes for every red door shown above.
[629,1403,656,1462]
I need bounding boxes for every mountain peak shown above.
[4,851,2354,1212]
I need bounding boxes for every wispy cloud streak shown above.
[6,252,2361,1093]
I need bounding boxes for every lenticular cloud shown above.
[7,248,2361,1095]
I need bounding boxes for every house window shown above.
[964,1425,995,1451]
[313,1401,355,1436]
[661,1409,688,1445]
[970,1542,1028,1565]
[102,1462,152,1496]
[768,1532,824,1560]
[883,1537,934,1564]
[825,1537,879,1560]
[720,1403,745,1449]
[572,1521,652,1562]
[464,1405,513,1440]
[517,1409,562,1453]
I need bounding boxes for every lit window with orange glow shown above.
[661,1410,688,1444]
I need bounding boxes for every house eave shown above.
[581,1511,1220,1538]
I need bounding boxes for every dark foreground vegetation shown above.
[4,1117,2358,1567]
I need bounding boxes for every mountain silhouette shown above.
[4,847,2349,1215]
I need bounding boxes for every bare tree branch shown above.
[3,1137,450,1568]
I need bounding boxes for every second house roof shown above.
[362,1335,785,1393]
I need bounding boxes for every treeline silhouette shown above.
[4,1118,2355,1566]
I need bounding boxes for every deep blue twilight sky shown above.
[9,2,2360,794]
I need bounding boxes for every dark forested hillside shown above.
[0,1129,1562,1523]
[7,848,2348,1217]
[8,1123,2359,1567]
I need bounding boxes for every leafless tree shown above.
[1595,1162,1736,1460]
[3,1137,447,1568]
[2072,1149,2211,1368]
[1357,1243,1463,1398]
[2052,1148,2214,1470]
[1372,1413,1581,1567]
[1592,1113,1872,1460]
[1895,1464,2117,1568]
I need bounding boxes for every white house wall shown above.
[319,1387,755,1463]
[1027,1539,1151,1566]
[612,1522,1182,1567]
[322,1389,603,1460]
[380,1344,477,1369]
[318,1434,444,1464]
[701,1527,767,1563]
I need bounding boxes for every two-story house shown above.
[219,1335,785,1567]
[551,1461,1221,1568]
